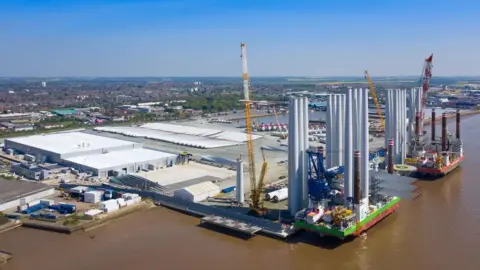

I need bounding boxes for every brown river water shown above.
[1,116,480,270]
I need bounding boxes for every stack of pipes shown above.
[326,94,346,168]
[385,89,407,164]
[344,88,370,207]
[288,96,310,216]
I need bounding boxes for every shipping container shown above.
[125,196,142,206]
[222,186,236,193]
[70,186,89,194]
[103,204,119,213]
[99,199,118,210]
[27,200,41,208]
[85,209,103,217]
[21,204,45,214]
[116,198,126,208]
[84,190,104,204]
[40,199,54,206]
[103,190,113,200]
[122,193,140,200]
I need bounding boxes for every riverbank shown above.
[423,109,479,125]
[226,112,287,121]
[0,250,12,265]
[20,201,154,234]
[0,221,22,234]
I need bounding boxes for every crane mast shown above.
[365,70,384,131]
[419,54,433,132]
[240,43,259,209]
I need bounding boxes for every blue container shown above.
[22,204,45,214]
[222,186,236,193]
[6,214,21,220]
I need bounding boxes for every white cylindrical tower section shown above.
[344,89,354,203]
[288,98,300,216]
[357,88,364,152]
[338,94,345,166]
[297,97,305,208]
[331,95,338,167]
[361,88,369,201]
[301,97,309,208]
[352,89,359,151]
[326,95,333,168]
[401,90,407,162]
[384,89,390,149]
[236,159,245,203]
[334,95,341,167]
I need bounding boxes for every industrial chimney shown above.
[442,113,447,152]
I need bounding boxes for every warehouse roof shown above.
[0,179,53,204]
[179,181,219,196]
[5,132,139,155]
[64,148,177,170]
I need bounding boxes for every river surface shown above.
[1,116,480,270]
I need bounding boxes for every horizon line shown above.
[1,75,479,79]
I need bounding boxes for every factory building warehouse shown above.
[3,132,178,177]
[0,179,55,212]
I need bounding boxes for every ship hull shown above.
[413,155,464,178]
[294,198,400,239]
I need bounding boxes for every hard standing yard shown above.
[132,163,236,186]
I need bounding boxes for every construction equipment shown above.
[418,54,434,134]
[365,70,384,131]
[240,43,267,216]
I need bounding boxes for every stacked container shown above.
[84,190,104,204]
[40,199,54,206]
[100,199,119,213]
[117,198,127,208]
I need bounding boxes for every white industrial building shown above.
[64,148,177,178]
[173,181,220,202]
[4,132,142,163]
[4,131,178,177]
[0,179,55,212]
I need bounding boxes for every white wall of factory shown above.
[63,154,176,178]
[4,140,64,163]
[4,137,142,164]
[0,188,55,212]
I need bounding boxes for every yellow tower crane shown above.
[240,43,268,216]
[365,70,385,131]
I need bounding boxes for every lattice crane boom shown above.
[365,70,384,131]
[240,43,259,209]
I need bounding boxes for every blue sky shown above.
[0,0,478,77]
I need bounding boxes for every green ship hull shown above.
[294,197,401,239]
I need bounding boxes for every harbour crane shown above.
[364,70,384,131]
[240,43,268,216]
